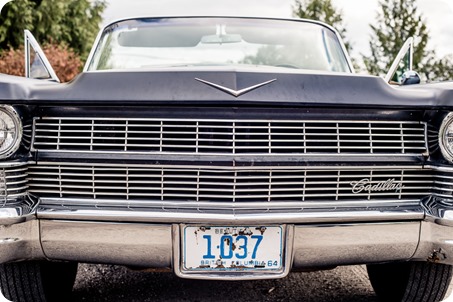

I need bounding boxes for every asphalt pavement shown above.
[72,264,453,302]
[73,263,434,302]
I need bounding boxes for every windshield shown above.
[87,17,351,73]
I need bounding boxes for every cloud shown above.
[439,0,453,13]
[0,0,13,15]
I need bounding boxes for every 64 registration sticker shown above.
[182,226,283,271]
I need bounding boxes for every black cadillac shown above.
[0,16,452,302]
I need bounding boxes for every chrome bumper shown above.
[1,208,453,280]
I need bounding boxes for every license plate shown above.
[182,226,283,271]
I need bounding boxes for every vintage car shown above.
[0,16,452,302]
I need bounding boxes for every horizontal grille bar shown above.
[32,118,427,156]
[430,172,453,199]
[27,164,432,203]
[0,164,28,203]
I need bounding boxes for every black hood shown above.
[1,67,452,108]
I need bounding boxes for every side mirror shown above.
[385,37,416,85]
[401,70,421,85]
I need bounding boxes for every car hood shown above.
[1,68,452,108]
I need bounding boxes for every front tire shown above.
[367,261,453,302]
[0,261,78,302]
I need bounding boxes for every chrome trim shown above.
[32,151,427,160]
[384,37,413,83]
[0,106,23,159]
[438,112,453,163]
[422,197,453,227]
[38,197,421,210]
[32,117,427,156]
[0,203,37,225]
[173,224,294,280]
[1,162,28,206]
[36,205,425,224]
[83,20,105,72]
[0,162,36,225]
[24,30,60,82]
[0,162,29,168]
[335,24,355,73]
[195,78,276,97]
[27,161,426,170]
[423,122,430,156]
[427,165,453,173]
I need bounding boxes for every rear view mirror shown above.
[201,34,242,44]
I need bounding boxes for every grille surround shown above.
[32,118,428,156]
[28,116,440,215]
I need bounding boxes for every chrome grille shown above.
[432,172,453,200]
[32,118,427,155]
[22,122,33,150]
[27,164,431,203]
[0,163,28,204]
[427,124,439,154]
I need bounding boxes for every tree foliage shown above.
[0,1,35,52]
[292,0,351,51]
[0,43,83,82]
[0,0,105,60]
[429,55,453,82]
[364,0,453,81]
[363,0,430,76]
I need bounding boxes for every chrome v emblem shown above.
[195,78,276,97]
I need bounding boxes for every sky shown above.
[102,0,453,61]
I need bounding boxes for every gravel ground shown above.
[72,265,367,302]
[72,264,453,302]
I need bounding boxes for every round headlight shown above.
[0,106,22,159]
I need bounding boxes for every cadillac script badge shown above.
[350,178,404,194]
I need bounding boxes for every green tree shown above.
[0,0,106,60]
[429,55,453,82]
[0,0,35,51]
[363,0,453,81]
[293,0,351,52]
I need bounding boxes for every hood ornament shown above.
[195,78,276,97]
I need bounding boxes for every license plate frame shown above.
[181,225,284,273]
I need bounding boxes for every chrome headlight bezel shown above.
[0,106,22,159]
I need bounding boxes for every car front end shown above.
[1,16,452,301]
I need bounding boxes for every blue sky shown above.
[102,0,453,60]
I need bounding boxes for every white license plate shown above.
[182,226,283,271]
